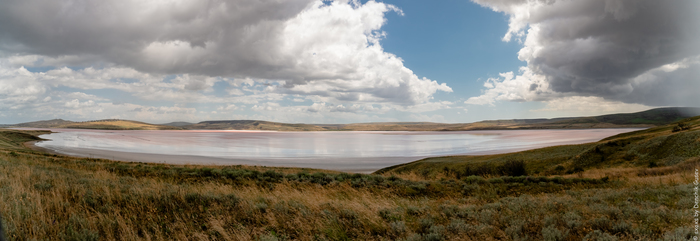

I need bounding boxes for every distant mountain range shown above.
[5,107,700,131]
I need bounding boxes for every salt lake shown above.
[30,128,641,173]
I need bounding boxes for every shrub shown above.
[418,218,434,233]
[488,177,505,184]
[563,212,582,229]
[662,227,694,241]
[465,175,486,184]
[406,206,423,216]
[389,221,407,236]
[224,194,241,207]
[500,160,528,176]
[462,184,480,196]
[447,219,468,234]
[379,208,402,221]
[478,209,495,225]
[440,205,459,218]
[505,219,527,241]
[583,230,618,241]
[673,122,692,132]
[404,234,422,241]
[425,225,445,241]
[255,202,269,213]
[611,220,631,235]
[541,225,568,241]
[589,217,612,231]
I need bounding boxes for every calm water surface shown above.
[31,128,641,172]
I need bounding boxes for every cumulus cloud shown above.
[0,66,47,110]
[0,0,451,106]
[468,0,700,107]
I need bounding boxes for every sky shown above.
[1,0,699,124]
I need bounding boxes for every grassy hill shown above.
[11,119,181,130]
[62,120,181,130]
[160,121,195,127]
[11,119,75,128]
[0,129,50,150]
[183,107,700,131]
[375,113,700,179]
[183,120,328,131]
[8,107,700,131]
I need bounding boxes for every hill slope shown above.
[11,119,75,128]
[375,114,700,177]
[183,120,328,131]
[8,107,700,131]
[182,107,700,131]
[12,119,180,130]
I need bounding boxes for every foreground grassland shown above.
[0,119,697,240]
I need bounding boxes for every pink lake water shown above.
[28,128,641,173]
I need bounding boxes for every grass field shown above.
[0,116,697,240]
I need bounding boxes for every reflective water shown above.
[31,128,640,172]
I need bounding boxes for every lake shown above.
[31,128,641,173]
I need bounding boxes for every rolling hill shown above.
[173,107,700,131]
[375,112,700,177]
[8,107,700,131]
[182,120,329,131]
[11,119,181,130]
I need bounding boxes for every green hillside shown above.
[376,114,700,177]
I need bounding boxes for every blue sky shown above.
[1,0,698,124]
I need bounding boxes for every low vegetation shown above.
[1,114,698,240]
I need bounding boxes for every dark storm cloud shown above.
[473,0,700,106]
[0,0,312,76]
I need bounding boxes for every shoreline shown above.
[22,127,644,174]
[27,140,411,173]
[23,140,63,155]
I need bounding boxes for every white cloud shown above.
[465,67,550,106]
[0,66,48,110]
[64,99,95,109]
[217,104,238,112]
[0,0,451,107]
